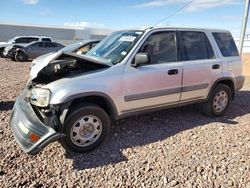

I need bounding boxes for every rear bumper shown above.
[235,76,245,90]
[10,90,64,155]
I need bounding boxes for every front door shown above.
[122,30,183,114]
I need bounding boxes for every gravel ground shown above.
[0,58,249,187]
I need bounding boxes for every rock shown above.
[169,180,179,187]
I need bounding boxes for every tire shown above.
[0,48,5,58]
[15,51,27,62]
[202,84,232,117]
[60,103,110,153]
[11,56,16,61]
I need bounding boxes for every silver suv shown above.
[10,27,245,155]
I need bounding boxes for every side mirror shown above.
[132,53,150,67]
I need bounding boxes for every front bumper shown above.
[7,49,16,59]
[3,49,9,57]
[10,90,64,155]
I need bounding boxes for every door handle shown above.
[168,69,179,75]
[212,64,220,69]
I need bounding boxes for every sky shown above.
[0,0,248,38]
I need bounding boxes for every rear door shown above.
[177,30,222,102]
[43,42,59,54]
[122,30,183,113]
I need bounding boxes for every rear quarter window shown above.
[42,38,52,42]
[212,32,239,57]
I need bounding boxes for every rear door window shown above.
[179,31,215,61]
[27,37,39,43]
[212,32,239,57]
[44,42,57,48]
[31,42,43,48]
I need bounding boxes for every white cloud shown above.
[22,0,39,5]
[64,21,104,29]
[132,0,241,12]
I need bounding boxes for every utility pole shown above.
[239,0,250,55]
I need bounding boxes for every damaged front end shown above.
[10,90,64,155]
[29,51,112,85]
[11,52,112,154]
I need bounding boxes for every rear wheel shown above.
[15,51,27,62]
[60,103,110,153]
[202,84,232,117]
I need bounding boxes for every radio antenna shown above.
[152,1,193,27]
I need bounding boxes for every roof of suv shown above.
[129,26,230,33]
[13,36,52,39]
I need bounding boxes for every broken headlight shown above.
[30,88,51,107]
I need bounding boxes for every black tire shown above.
[0,48,5,58]
[11,56,16,61]
[202,84,232,117]
[15,51,27,62]
[60,103,110,153]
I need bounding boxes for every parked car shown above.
[61,39,100,54]
[0,36,53,58]
[8,41,64,62]
[10,27,245,155]
[29,40,100,68]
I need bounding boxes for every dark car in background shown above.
[0,36,52,58]
[29,39,101,67]
[8,41,64,62]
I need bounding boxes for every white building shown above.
[235,35,250,53]
[0,23,114,45]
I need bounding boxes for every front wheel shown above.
[202,84,232,117]
[60,103,110,153]
[0,48,5,58]
[15,51,27,62]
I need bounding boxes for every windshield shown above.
[86,30,144,65]
[7,38,15,44]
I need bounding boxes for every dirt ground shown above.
[241,53,250,76]
[0,58,249,187]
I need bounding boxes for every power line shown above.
[152,1,193,27]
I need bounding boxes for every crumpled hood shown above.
[29,51,112,81]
